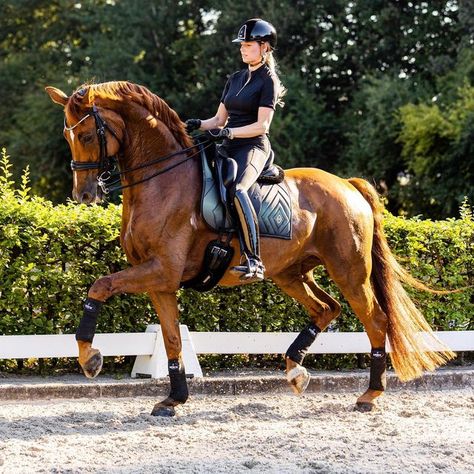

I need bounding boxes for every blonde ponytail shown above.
[265,51,287,107]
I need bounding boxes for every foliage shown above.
[0,150,472,373]
[0,148,155,339]
[341,47,474,218]
[1,1,473,218]
[341,74,420,211]
[270,72,339,171]
[396,83,474,217]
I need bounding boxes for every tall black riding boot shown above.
[230,188,265,281]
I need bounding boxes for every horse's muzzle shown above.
[73,185,103,204]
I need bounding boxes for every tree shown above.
[396,83,474,217]
[0,0,473,217]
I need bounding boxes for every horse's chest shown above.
[121,210,180,265]
[120,216,158,264]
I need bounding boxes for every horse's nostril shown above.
[81,192,93,203]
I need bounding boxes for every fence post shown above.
[131,324,202,378]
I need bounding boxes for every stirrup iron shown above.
[231,256,265,281]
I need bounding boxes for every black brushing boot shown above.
[151,359,189,417]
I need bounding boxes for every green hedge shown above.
[1,149,473,372]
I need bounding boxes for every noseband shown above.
[66,105,208,195]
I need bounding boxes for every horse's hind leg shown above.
[345,283,388,411]
[328,266,388,412]
[273,267,341,395]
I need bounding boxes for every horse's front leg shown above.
[147,291,189,417]
[75,259,173,379]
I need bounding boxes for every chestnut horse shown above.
[46,81,454,416]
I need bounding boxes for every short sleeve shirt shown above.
[220,65,278,130]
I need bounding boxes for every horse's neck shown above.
[119,119,200,218]
[121,120,177,170]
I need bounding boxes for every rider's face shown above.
[240,41,266,65]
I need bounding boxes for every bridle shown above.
[65,105,209,195]
[66,104,122,194]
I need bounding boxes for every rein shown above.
[67,105,209,194]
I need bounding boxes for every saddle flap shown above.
[215,145,238,203]
[199,142,233,230]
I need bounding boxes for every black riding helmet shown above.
[232,18,277,49]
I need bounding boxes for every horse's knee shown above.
[88,276,113,301]
[164,333,181,350]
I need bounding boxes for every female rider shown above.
[186,18,285,282]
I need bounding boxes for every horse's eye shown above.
[79,133,94,145]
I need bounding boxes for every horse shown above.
[45,81,455,416]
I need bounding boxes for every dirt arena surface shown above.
[0,388,473,473]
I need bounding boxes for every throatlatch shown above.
[286,323,321,365]
[75,297,103,343]
[369,348,387,391]
[168,359,189,403]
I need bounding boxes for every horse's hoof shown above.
[83,351,103,379]
[355,401,376,412]
[151,404,176,417]
[287,366,310,395]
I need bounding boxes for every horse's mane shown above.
[67,81,193,149]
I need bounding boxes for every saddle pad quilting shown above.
[258,183,292,238]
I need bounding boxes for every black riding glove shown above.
[185,119,201,133]
[206,128,234,141]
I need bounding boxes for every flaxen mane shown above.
[67,81,193,149]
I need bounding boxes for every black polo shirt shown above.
[220,65,278,130]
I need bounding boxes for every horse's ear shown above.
[45,86,69,106]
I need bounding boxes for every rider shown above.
[186,18,285,282]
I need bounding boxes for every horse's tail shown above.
[348,177,455,381]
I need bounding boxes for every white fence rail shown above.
[0,325,472,379]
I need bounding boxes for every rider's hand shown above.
[185,119,201,133]
[206,128,234,141]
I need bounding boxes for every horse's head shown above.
[45,86,123,204]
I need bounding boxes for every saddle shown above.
[181,137,292,292]
[200,140,292,238]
